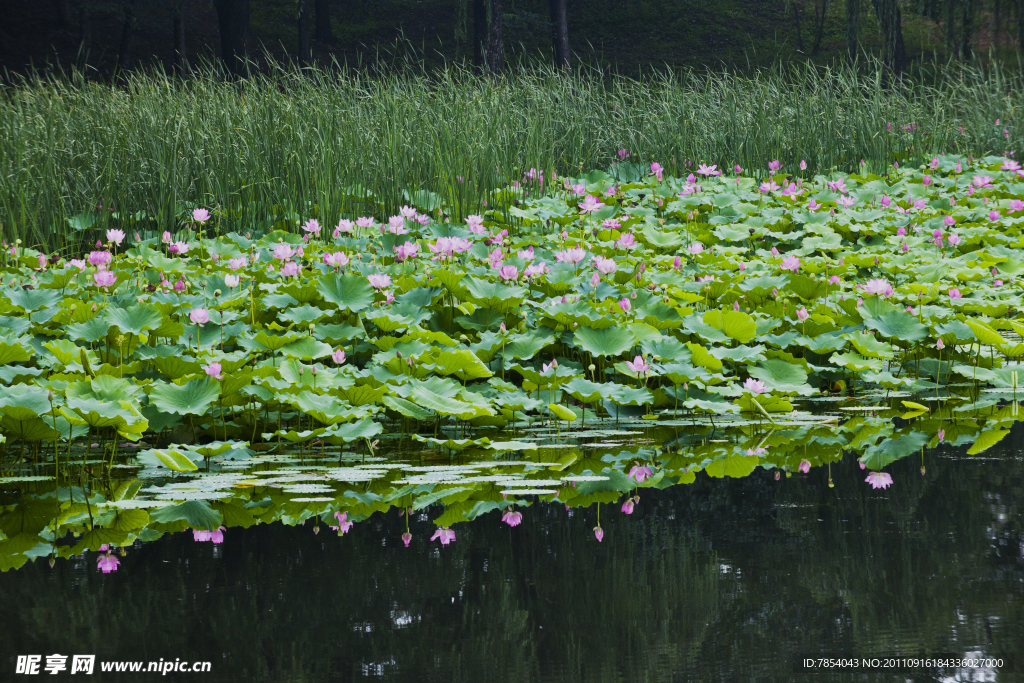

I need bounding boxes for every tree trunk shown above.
[1018,0,1024,53]
[173,1,187,68]
[960,0,974,59]
[473,0,486,69]
[811,0,826,55]
[484,0,504,74]
[846,0,860,61]
[80,2,92,52]
[117,0,138,70]
[793,0,805,53]
[314,0,332,41]
[56,0,73,28]
[298,0,313,63]
[871,0,905,74]
[548,0,569,70]
[212,0,250,76]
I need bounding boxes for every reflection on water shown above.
[1,418,1022,681]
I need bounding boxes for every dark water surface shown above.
[2,442,1022,682]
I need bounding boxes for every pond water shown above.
[2,420,1021,682]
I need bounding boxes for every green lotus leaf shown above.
[381,395,435,421]
[463,277,528,309]
[239,330,305,353]
[548,403,578,421]
[863,310,928,342]
[280,337,334,361]
[704,309,756,343]
[966,428,1011,455]
[685,342,724,371]
[149,377,221,416]
[964,319,1008,347]
[105,303,164,336]
[746,358,813,395]
[424,349,493,380]
[317,273,375,312]
[0,385,52,421]
[0,329,32,365]
[66,375,141,402]
[6,288,61,312]
[320,417,384,443]
[573,326,635,358]
[501,328,555,361]
[279,304,331,326]
[829,351,884,372]
[410,386,493,418]
[413,434,491,450]
[143,447,199,472]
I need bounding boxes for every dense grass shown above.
[0,58,1021,248]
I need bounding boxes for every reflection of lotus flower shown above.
[798,459,810,473]
[628,463,653,482]
[502,510,523,527]
[430,527,456,546]
[593,525,604,542]
[865,471,893,489]
[97,553,120,573]
[190,308,210,325]
[332,348,346,365]
[746,447,766,457]
[743,378,766,395]
[334,512,354,534]
[621,498,635,514]
[937,428,945,442]
[625,355,650,374]
[402,532,412,547]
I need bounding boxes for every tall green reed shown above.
[0,58,1020,249]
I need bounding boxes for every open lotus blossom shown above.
[323,252,350,268]
[768,160,782,173]
[272,243,295,261]
[948,287,963,299]
[862,278,894,297]
[97,553,120,573]
[431,527,456,546]
[193,208,210,223]
[594,526,604,542]
[224,274,239,288]
[94,270,116,288]
[502,509,523,527]
[865,471,894,490]
[518,246,535,261]
[615,233,638,250]
[1001,159,1021,171]
[106,229,125,245]
[780,255,800,272]
[828,275,840,284]
[746,447,766,457]
[203,362,224,379]
[334,512,354,534]
[826,177,848,193]
[578,194,604,213]
[743,377,766,395]
[972,175,994,188]
[498,264,519,281]
[628,463,653,482]
[625,355,650,374]
[989,210,1002,221]
[688,242,704,255]
[759,180,780,193]
[592,256,616,274]
[280,261,300,278]
[88,250,112,267]
[228,256,247,270]
[393,242,420,262]
[355,216,376,230]
[1009,199,1024,212]
[807,198,821,210]
[332,348,346,365]
[189,308,210,325]
[947,233,962,246]
[69,258,87,270]
[650,162,663,181]
[781,182,801,197]
[798,459,811,473]
[555,247,587,264]
[367,273,392,289]
[696,163,721,176]
[524,262,547,278]
[836,195,856,208]
[302,218,322,235]
[335,219,355,235]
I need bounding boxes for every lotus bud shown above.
[49,557,56,568]
[630,290,637,299]
[311,366,318,376]
[407,357,415,367]
[396,351,403,359]
[299,367,305,376]
[91,303,97,312]
[47,390,54,402]
[550,359,558,369]
[500,322,506,333]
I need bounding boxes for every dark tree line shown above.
[39,0,1024,78]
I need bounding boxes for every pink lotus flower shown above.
[947,233,961,246]
[97,553,120,573]
[617,298,631,314]
[828,275,840,284]
[746,447,766,457]
[865,471,893,489]
[555,247,587,264]
[650,162,664,181]
[281,261,300,278]
[973,175,994,188]
[759,180,780,193]
[616,233,638,250]
[69,258,87,270]
[621,498,635,514]
[922,174,932,186]
[193,208,210,223]
[798,459,810,473]
[618,148,628,159]
[498,264,519,281]
[625,355,650,374]
[592,256,616,274]
[367,273,392,289]
[502,509,523,527]
[335,219,355,236]
[393,242,420,262]
[881,196,891,207]
[768,160,782,173]
[171,241,190,255]
[826,177,848,193]
[796,306,809,321]
[524,262,547,278]
[106,229,125,245]
[161,230,173,244]
[807,198,820,211]
[272,243,295,261]
[228,256,247,270]
[696,163,720,176]
[189,307,210,325]
[836,195,856,209]
[937,428,945,442]
[324,252,350,268]
[948,288,962,300]
[37,253,47,268]
[688,242,704,256]
[799,160,807,170]
[88,250,112,267]
[862,279,894,297]
[989,210,1002,221]
[936,338,944,350]
[332,348,346,365]
[431,527,456,546]
[594,525,604,542]
[402,532,412,547]
[1001,159,1021,171]
[173,279,186,293]
[94,270,117,288]
[743,377,766,395]
[578,194,604,214]
[781,182,802,197]
[780,255,800,272]
[204,362,224,379]
[1009,199,1024,212]
[930,157,940,169]
[355,216,376,230]
[628,463,653,482]
[302,218,322,235]
[896,226,907,236]
[334,511,354,534]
